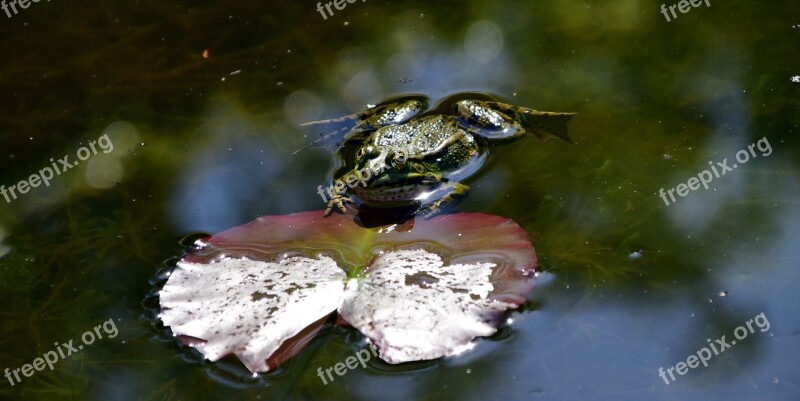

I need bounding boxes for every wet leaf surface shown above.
[339,249,513,363]
[159,211,536,372]
[159,256,346,372]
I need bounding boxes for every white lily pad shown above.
[159,211,537,372]
[339,249,513,364]
[159,256,345,372]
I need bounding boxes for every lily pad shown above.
[159,256,346,372]
[339,249,512,363]
[159,211,536,372]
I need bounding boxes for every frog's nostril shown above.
[357,145,378,160]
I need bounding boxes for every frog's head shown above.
[354,146,440,189]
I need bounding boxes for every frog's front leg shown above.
[323,193,357,217]
[418,182,470,219]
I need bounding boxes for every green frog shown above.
[301,93,576,218]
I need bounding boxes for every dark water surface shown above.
[1,1,798,400]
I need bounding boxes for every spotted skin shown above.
[302,93,576,218]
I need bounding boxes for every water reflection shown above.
[318,13,515,112]
[0,225,9,259]
[85,121,141,189]
[163,6,799,399]
[1,0,797,400]
[168,101,289,233]
[665,82,751,232]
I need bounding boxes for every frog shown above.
[299,93,576,218]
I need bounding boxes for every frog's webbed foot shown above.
[515,107,576,143]
[293,123,360,155]
[418,183,469,219]
[294,111,377,155]
[323,194,357,217]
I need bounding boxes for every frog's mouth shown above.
[367,170,434,187]
[354,173,442,205]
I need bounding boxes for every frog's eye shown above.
[390,151,408,170]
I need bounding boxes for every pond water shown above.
[1,1,798,400]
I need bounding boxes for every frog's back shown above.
[372,115,460,157]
